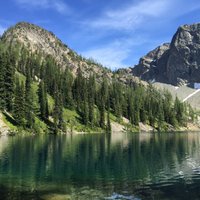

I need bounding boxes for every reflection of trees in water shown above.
[0,133,200,195]
[0,136,9,155]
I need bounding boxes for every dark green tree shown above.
[62,68,74,109]
[53,86,64,133]
[106,99,111,132]
[0,54,6,109]
[38,81,48,120]
[4,53,15,111]
[88,74,96,126]
[174,96,185,125]
[13,78,26,126]
[25,67,34,128]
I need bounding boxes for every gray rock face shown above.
[131,23,200,86]
[1,22,112,80]
[0,22,145,85]
[132,43,170,82]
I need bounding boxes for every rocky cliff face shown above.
[130,23,200,86]
[0,22,112,79]
[167,24,200,85]
[3,22,199,87]
[1,22,143,84]
[131,43,170,83]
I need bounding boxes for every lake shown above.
[0,132,200,200]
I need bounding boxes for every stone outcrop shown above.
[3,22,200,86]
[0,22,142,85]
[131,43,170,83]
[167,24,200,85]
[0,22,112,79]
[129,23,200,86]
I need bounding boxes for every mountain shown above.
[1,22,144,85]
[127,23,200,86]
[130,43,170,83]
[0,22,197,134]
[1,22,112,79]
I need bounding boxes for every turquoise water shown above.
[0,132,200,199]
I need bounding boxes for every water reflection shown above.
[0,132,200,199]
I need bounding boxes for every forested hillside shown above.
[0,41,195,134]
[0,22,197,134]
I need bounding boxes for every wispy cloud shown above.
[15,0,71,14]
[87,0,170,31]
[54,1,70,14]
[85,0,200,32]
[81,37,147,69]
[82,46,129,69]
[79,0,173,68]
[79,0,200,68]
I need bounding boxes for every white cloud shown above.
[81,37,147,69]
[83,46,128,69]
[85,0,200,31]
[54,2,69,14]
[79,0,200,68]
[88,0,170,31]
[15,0,71,14]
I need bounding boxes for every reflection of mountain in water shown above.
[0,133,200,199]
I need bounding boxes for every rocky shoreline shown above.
[1,112,200,136]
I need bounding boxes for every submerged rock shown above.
[105,192,141,200]
[41,194,71,200]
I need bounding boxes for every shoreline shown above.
[1,127,200,137]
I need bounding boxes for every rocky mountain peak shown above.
[131,43,170,82]
[167,22,200,85]
[1,22,112,79]
[1,22,145,85]
[2,22,64,51]
[128,22,200,86]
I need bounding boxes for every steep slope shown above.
[153,83,200,110]
[0,21,197,134]
[127,23,200,86]
[1,22,146,85]
[1,22,112,79]
[167,23,200,85]
[131,43,170,83]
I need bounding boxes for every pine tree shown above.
[140,101,147,123]
[13,78,26,126]
[157,100,165,131]
[0,54,6,110]
[38,81,48,120]
[53,86,64,133]
[79,79,89,125]
[62,68,74,109]
[188,104,194,121]
[127,89,134,124]
[88,74,96,126]
[98,80,107,129]
[174,96,184,125]
[106,100,111,132]
[4,53,15,112]
[82,98,89,125]
[99,102,105,128]
[25,67,34,128]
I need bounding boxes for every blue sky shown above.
[0,0,200,69]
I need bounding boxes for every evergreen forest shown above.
[0,42,196,133]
